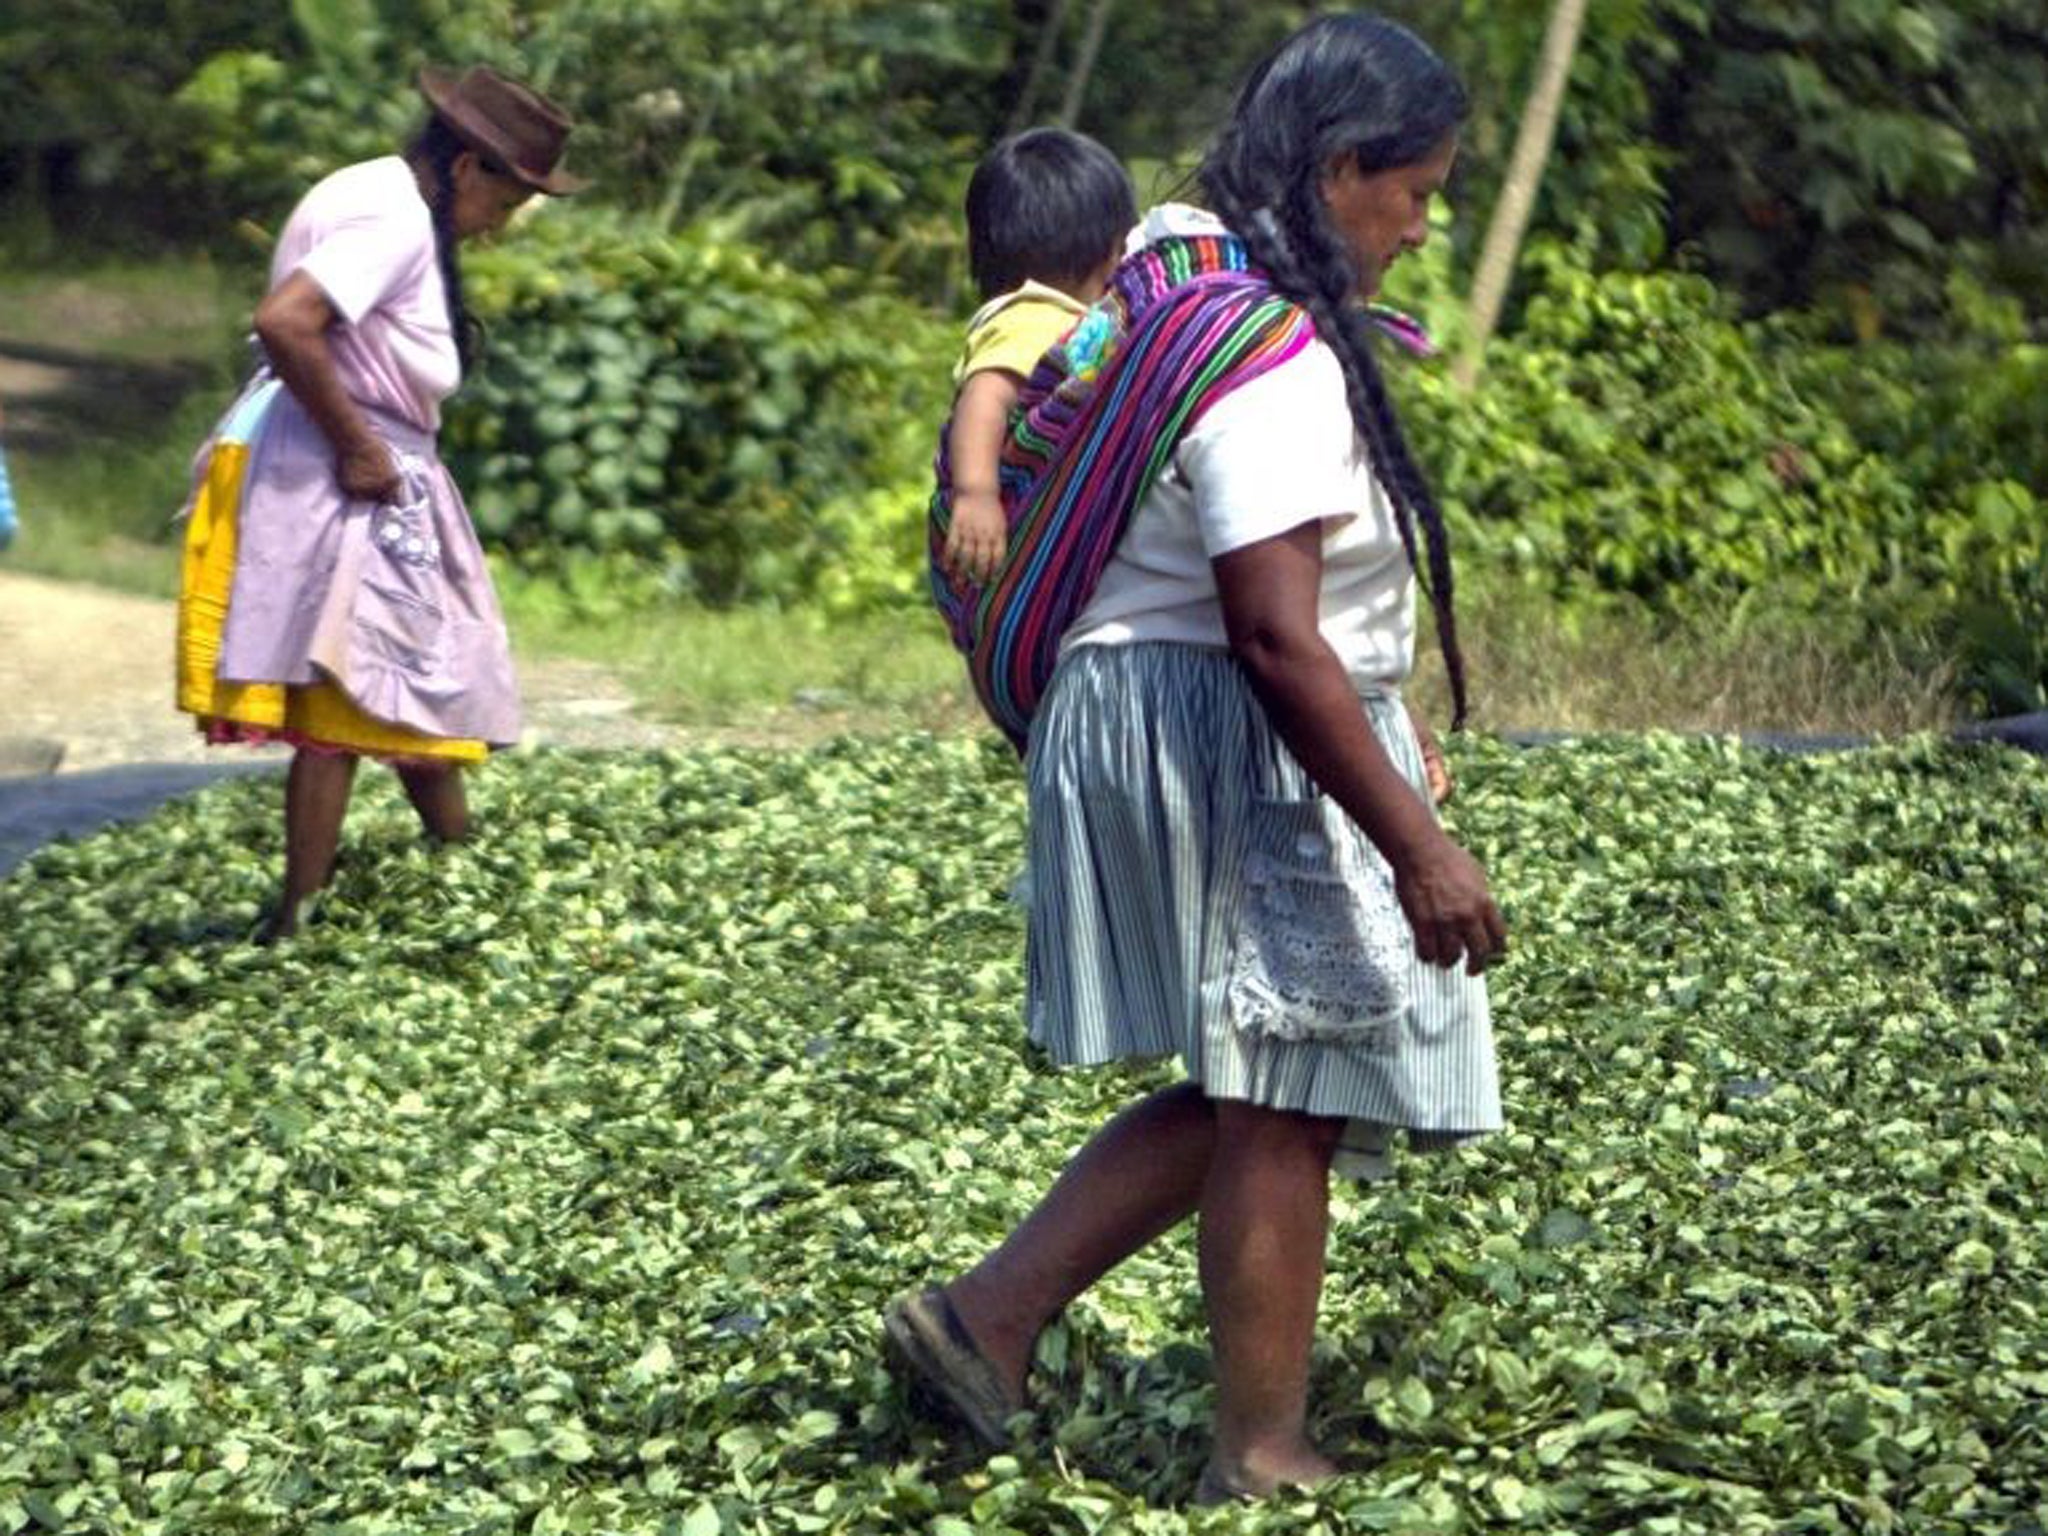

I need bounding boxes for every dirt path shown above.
[0,355,74,421]
[0,568,684,775]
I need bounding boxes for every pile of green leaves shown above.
[446,208,952,607]
[3,733,2045,1532]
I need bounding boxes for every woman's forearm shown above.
[1235,628,1441,875]
[256,317,379,459]
[1218,528,1503,970]
[252,273,389,465]
[254,273,399,502]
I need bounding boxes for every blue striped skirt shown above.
[1024,641,1502,1177]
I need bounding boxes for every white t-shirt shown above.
[1061,332,1418,693]
[269,156,461,431]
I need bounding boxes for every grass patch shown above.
[496,573,1960,745]
[1405,582,1961,740]
[497,568,978,737]
[0,392,222,599]
[0,256,249,597]
[2,734,2043,1528]
[0,255,253,369]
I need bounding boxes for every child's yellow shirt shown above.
[953,281,1088,387]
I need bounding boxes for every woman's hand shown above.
[1215,524,1506,974]
[1392,832,1507,975]
[255,272,399,504]
[338,439,401,503]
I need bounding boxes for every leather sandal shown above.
[1193,1464,1260,1508]
[882,1286,1025,1449]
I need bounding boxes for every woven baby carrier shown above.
[930,233,1318,750]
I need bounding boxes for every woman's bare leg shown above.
[1200,1100,1345,1493]
[935,1086,1345,1493]
[396,762,469,844]
[266,749,358,940]
[944,1082,1218,1399]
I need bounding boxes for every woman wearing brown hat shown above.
[176,66,584,941]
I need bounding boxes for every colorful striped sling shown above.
[930,233,1317,750]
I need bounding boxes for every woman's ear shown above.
[1319,153,1365,213]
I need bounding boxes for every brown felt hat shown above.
[419,65,588,195]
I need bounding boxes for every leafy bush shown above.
[446,208,952,606]
[1394,255,2046,711]
[498,0,1002,292]
[1782,285,2047,712]
[159,0,1001,287]
[3,734,2045,1529]
[1398,257,1923,601]
[1374,0,2047,327]
[1650,0,2048,324]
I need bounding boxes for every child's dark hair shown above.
[966,128,1138,302]
[1198,14,1473,726]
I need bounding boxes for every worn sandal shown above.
[882,1286,1024,1449]
[1193,1465,1258,1508]
[1192,1462,1331,1509]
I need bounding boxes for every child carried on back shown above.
[936,128,1137,585]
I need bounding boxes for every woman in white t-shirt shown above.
[885,13,1507,1504]
[176,67,582,941]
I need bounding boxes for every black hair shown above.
[406,114,486,374]
[1199,14,1473,726]
[966,128,1139,302]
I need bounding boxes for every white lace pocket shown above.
[1227,796,1410,1048]
[371,452,442,571]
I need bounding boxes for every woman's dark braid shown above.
[416,120,482,376]
[428,192,476,376]
[1210,177,1471,729]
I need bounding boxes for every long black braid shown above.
[406,115,484,376]
[1198,15,1471,727]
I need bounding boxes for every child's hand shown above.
[945,489,1008,584]
[1406,701,1454,806]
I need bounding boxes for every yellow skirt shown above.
[175,434,487,766]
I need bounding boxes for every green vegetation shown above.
[0,259,248,597]
[496,561,977,736]
[3,734,2044,1530]
[4,10,2043,1530]
[1373,0,2048,324]
[449,212,950,608]
[5,0,2041,710]
[1388,261,2046,713]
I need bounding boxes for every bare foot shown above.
[1197,1443,1340,1505]
[253,892,318,946]
[938,1278,1035,1407]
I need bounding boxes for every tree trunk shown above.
[1056,0,1120,129]
[1007,0,1074,134]
[1454,0,1590,390]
